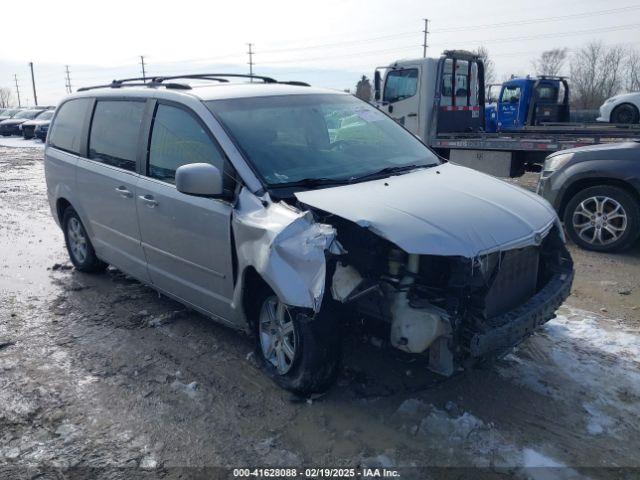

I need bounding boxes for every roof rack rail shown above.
[76,73,297,92]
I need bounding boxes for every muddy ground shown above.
[0,145,639,479]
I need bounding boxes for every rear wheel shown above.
[564,186,640,252]
[254,292,341,395]
[611,103,639,124]
[62,207,108,273]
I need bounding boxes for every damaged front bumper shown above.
[469,265,574,358]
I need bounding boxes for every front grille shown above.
[484,246,539,319]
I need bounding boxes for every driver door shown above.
[382,67,420,135]
[135,101,236,323]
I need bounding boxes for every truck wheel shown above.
[564,186,640,252]
[254,292,341,395]
[611,104,639,124]
[62,207,108,273]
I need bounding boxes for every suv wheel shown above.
[564,186,640,252]
[254,293,341,395]
[611,103,639,124]
[62,207,108,273]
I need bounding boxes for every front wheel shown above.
[62,207,108,273]
[255,294,341,395]
[564,186,640,252]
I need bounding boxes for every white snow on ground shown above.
[499,305,640,439]
[0,137,45,149]
[394,402,575,473]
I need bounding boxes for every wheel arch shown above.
[559,177,640,219]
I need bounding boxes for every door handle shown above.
[115,186,132,198]
[407,112,418,117]
[138,194,158,208]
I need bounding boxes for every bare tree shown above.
[570,41,625,109]
[475,46,496,85]
[625,47,640,92]
[0,87,14,108]
[355,75,372,101]
[532,48,568,77]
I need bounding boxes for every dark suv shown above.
[537,141,640,252]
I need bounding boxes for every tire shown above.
[253,290,341,395]
[62,207,108,273]
[611,103,639,124]
[563,185,640,252]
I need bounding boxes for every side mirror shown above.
[176,163,224,197]
[374,70,381,101]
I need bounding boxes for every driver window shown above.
[501,86,521,104]
[383,69,418,103]
[148,104,232,188]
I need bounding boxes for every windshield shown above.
[15,110,42,120]
[206,94,438,186]
[2,109,20,117]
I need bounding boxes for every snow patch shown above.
[0,137,45,149]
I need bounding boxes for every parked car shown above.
[45,75,574,394]
[0,108,23,122]
[21,109,55,139]
[538,141,640,252]
[34,122,50,141]
[0,109,46,136]
[597,92,640,124]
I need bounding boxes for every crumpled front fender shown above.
[232,188,342,314]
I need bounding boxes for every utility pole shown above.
[422,19,429,58]
[140,55,147,82]
[14,74,21,107]
[65,65,72,94]
[247,43,254,82]
[29,62,38,106]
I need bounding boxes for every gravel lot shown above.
[1,144,639,479]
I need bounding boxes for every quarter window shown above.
[49,98,91,155]
[383,69,418,103]
[148,104,227,185]
[89,100,145,172]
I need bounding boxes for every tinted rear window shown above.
[89,100,145,171]
[49,99,91,154]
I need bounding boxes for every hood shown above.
[295,163,558,258]
[0,118,27,126]
[22,119,49,127]
[547,141,640,158]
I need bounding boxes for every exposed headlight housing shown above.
[543,153,573,173]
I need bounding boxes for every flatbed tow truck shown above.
[374,50,640,177]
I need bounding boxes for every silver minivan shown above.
[45,75,574,394]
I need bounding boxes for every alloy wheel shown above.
[67,217,88,264]
[259,296,297,375]
[572,196,627,246]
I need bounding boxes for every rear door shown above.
[135,101,236,322]
[75,98,149,281]
[382,67,420,135]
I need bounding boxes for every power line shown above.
[241,4,640,58]
[431,4,640,33]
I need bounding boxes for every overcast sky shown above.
[2,0,640,105]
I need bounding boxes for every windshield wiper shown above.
[270,177,351,189]
[348,164,428,183]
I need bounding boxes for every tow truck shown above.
[374,50,640,177]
